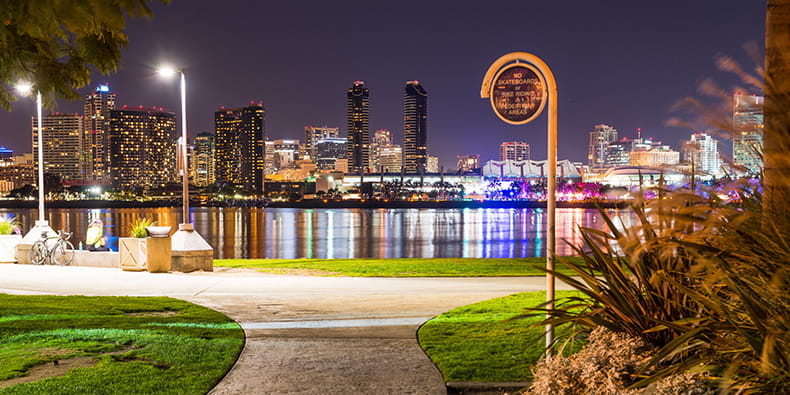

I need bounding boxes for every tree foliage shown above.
[0,0,169,109]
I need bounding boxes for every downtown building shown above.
[304,126,339,161]
[403,80,428,174]
[500,141,530,162]
[370,129,402,173]
[82,84,116,182]
[587,124,619,170]
[683,132,722,176]
[32,113,83,182]
[346,81,370,174]
[315,138,347,170]
[215,103,266,192]
[733,93,764,175]
[456,154,480,174]
[108,107,177,190]
[192,132,215,187]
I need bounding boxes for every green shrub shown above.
[0,216,19,235]
[129,218,153,238]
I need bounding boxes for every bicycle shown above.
[30,230,75,266]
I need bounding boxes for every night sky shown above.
[0,1,765,170]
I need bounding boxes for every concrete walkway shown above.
[0,264,570,394]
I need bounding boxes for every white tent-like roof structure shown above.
[481,160,581,179]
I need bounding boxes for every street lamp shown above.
[157,65,213,271]
[16,82,55,246]
[157,66,189,227]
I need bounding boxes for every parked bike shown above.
[30,230,75,266]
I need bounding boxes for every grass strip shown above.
[0,294,244,394]
[214,257,582,277]
[418,291,582,383]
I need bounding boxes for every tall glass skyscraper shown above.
[83,84,116,181]
[215,103,266,192]
[403,80,428,174]
[587,124,619,170]
[346,81,370,174]
[733,93,764,175]
[32,113,83,181]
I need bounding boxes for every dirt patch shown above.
[0,356,98,388]
[0,346,140,389]
[125,311,180,317]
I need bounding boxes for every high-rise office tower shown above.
[588,124,619,169]
[108,107,177,189]
[215,103,266,192]
[403,80,428,174]
[304,126,339,160]
[193,132,216,187]
[733,93,764,174]
[347,81,370,174]
[272,139,300,170]
[499,141,530,162]
[83,84,116,181]
[683,132,722,176]
[370,129,402,173]
[315,138,347,170]
[32,113,83,181]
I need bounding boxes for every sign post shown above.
[481,52,557,358]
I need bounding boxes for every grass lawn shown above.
[214,257,582,277]
[0,294,244,394]
[418,291,583,383]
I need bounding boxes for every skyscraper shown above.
[215,103,266,192]
[499,141,530,162]
[32,113,83,181]
[588,124,619,170]
[403,80,428,174]
[370,129,402,173]
[82,84,116,182]
[108,107,177,189]
[683,132,722,176]
[733,93,764,175]
[346,81,370,174]
[315,138,347,170]
[304,126,339,160]
[193,132,216,187]
[457,154,480,173]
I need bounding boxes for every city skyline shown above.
[0,1,765,169]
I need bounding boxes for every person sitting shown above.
[86,219,109,251]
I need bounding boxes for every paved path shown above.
[0,264,569,394]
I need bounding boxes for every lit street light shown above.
[16,82,55,249]
[157,65,213,271]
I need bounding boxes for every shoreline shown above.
[0,199,628,210]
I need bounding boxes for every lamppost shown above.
[157,66,189,227]
[16,82,55,246]
[157,65,214,272]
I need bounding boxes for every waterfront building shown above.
[500,141,530,162]
[683,132,722,176]
[427,156,439,173]
[315,137,347,170]
[304,126,339,160]
[193,132,215,187]
[82,84,116,182]
[482,159,581,179]
[272,139,300,170]
[629,145,680,168]
[457,154,480,174]
[0,152,34,189]
[32,113,83,181]
[733,93,764,175]
[403,80,428,174]
[370,129,402,173]
[108,107,177,189]
[346,81,370,174]
[0,147,13,166]
[264,140,276,175]
[215,103,266,192]
[588,124,618,170]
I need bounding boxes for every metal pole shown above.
[36,91,44,223]
[180,70,189,225]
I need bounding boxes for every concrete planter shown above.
[0,234,22,263]
[119,237,172,273]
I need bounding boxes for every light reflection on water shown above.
[0,207,634,259]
